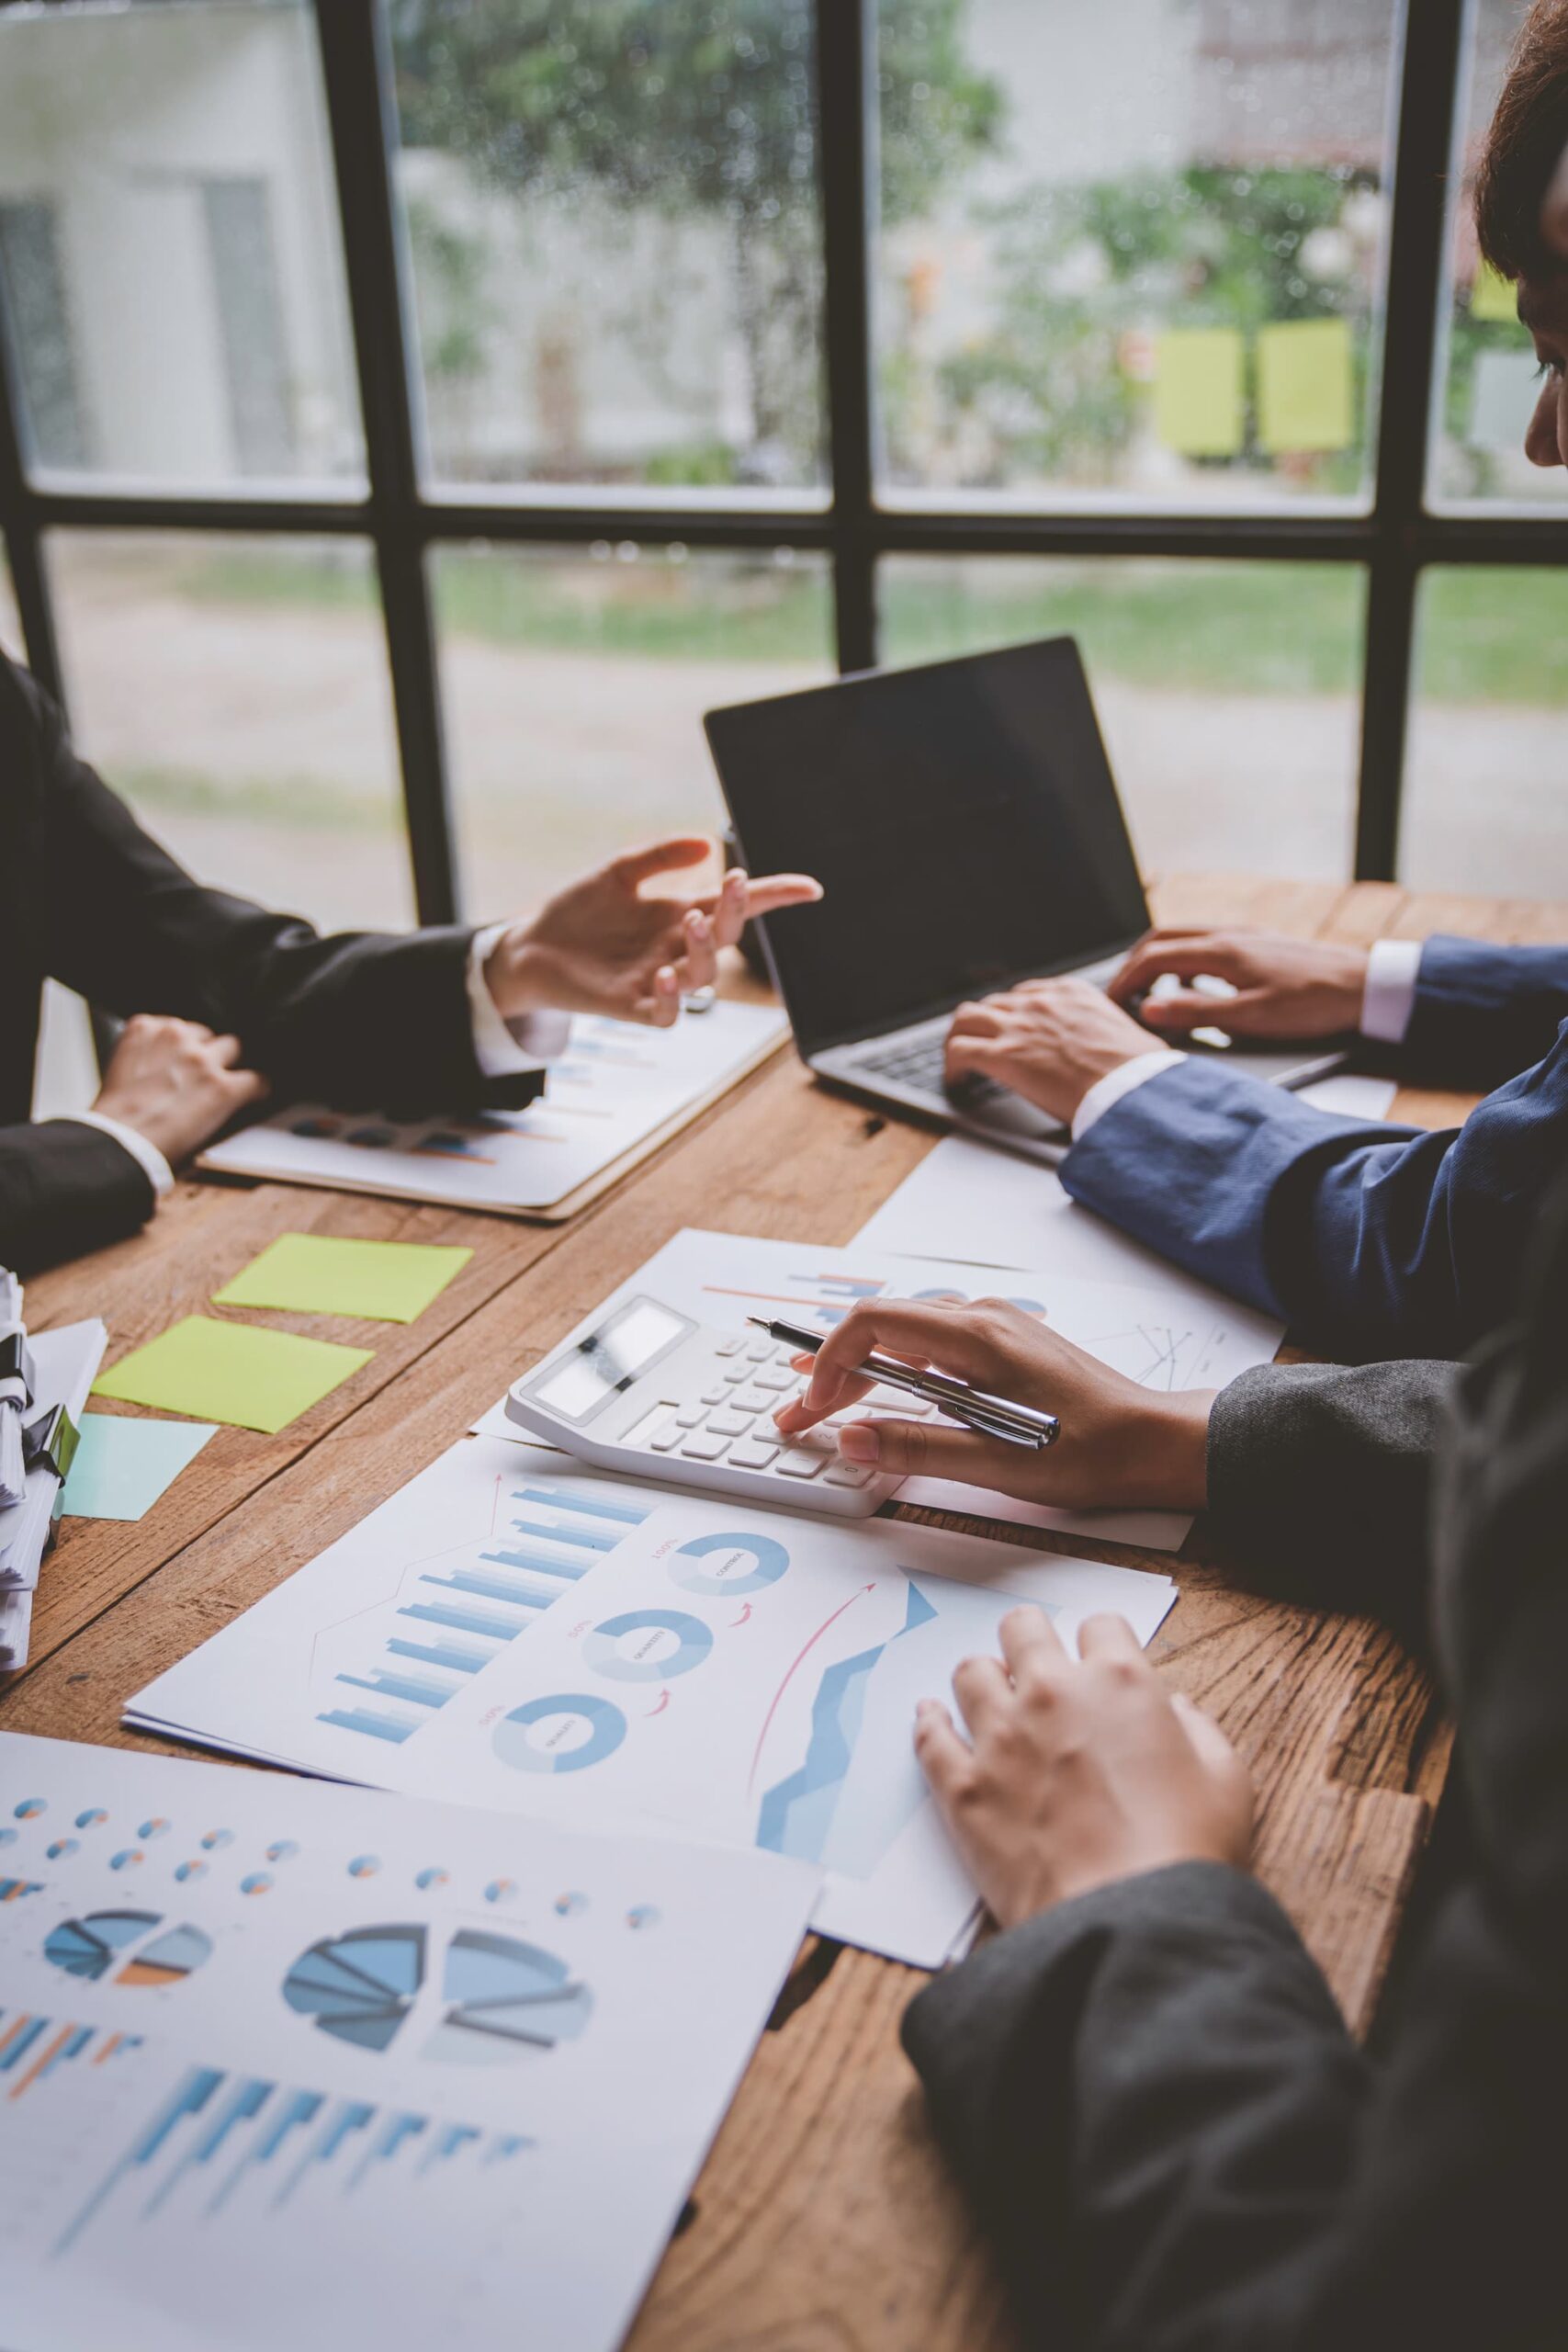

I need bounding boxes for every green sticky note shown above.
[212,1234,473,1324]
[1154,328,1245,457]
[1472,260,1518,323]
[94,1317,372,1434]
[62,1414,219,1521]
[1258,318,1355,454]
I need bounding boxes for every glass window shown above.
[880,554,1366,879]
[1402,568,1568,894]
[431,541,834,911]
[0,540,21,663]
[0,1,364,487]
[1430,0,1566,508]
[387,1,826,494]
[874,0,1400,507]
[45,532,414,933]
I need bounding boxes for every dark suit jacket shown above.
[901,1217,1568,2348]
[1059,935,1568,1361]
[1,653,543,1272]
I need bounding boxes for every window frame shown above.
[0,0,1561,923]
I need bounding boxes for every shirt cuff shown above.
[56,1110,175,1199]
[1071,1048,1188,1141]
[1360,938,1423,1045]
[466,924,572,1078]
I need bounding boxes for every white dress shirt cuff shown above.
[1071,1049,1189,1142]
[57,1110,175,1199]
[1359,938,1423,1046]
[466,925,572,1078]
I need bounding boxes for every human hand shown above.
[944,978,1163,1126]
[916,1606,1253,1928]
[484,837,822,1028]
[91,1015,269,1166]
[1108,927,1369,1040]
[772,1297,1214,1512]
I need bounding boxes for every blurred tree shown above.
[389,0,1000,478]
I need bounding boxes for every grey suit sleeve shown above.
[1204,1358,1450,1652]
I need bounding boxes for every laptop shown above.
[704,635,1344,1163]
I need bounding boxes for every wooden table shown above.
[2,874,1539,2351]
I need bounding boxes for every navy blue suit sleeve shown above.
[1060,1043,1568,1359]
[1404,936,1568,1090]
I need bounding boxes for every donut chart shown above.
[668,1531,789,1599]
[492,1693,627,1774]
[584,1610,714,1682]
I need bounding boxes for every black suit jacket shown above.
[1,653,543,1272]
[902,1262,1566,2346]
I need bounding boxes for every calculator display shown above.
[529,1297,690,1422]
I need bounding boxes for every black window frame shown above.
[0,0,1561,926]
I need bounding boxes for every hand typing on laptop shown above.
[943,978,1158,1127]
[1107,927,1370,1040]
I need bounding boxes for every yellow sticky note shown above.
[1257,317,1355,454]
[1154,328,1245,457]
[1471,260,1518,323]
[213,1234,472,1324]
[94,1317,372,1434]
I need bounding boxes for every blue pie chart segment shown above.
[584,1610,713,1683]
[668,1531,790,1599]
[492,1694,626,1774]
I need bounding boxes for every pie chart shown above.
[282,1922,592,2064]
[668,1531,789,1598]
[44,1909,213,1989]
[583,1609,713,1682]
[492,1693,626,1774]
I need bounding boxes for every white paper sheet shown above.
[0,1319,108,1674]
[199,1001,785,1214]
[127,1437,1174,1970]
[469,1227,1280,1551]
[0,1729,818,2352]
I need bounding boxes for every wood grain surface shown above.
[6,876,1544,2352]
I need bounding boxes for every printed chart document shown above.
[200,1001,785,1216]
[128,1437,1175,1968]
[472,1226,1282,1549]
[0,1730,818,2352]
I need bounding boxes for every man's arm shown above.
[1397,934,1568,1090]
[0,1118,157,1272]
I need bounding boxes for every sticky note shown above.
[1154,327,1245,456]
[94,1318,372,1435]
[62,1413,218,1522]
[1470,345,1540,448]
[1258,317,1355,453]
[1472,260,1518,323]
[212,1234,472,1324]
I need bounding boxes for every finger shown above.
[736,872,822,921]
[998,1604,1066,1679]
[706,866,751,950]
[611,836,714,891]
[835,1414,1043,1499]
[1171,1691,1243,1776]
[913,1699,973,1798]
[801,1299,993,1413]
[1110,936,1247,1004]
[671,909,718,993]
[773,1368,879,1435]
[628,966,683,1027]
[220,1069,270,1111]
[951,1650,1013,1733]
[946,1002,1006,1041]
[1142,987,1276,1036]
[1077,1613,1144,1663]
[943,1035,1015,1087]
[205,1032,247,1069]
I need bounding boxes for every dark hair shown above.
[1475,0,1568,279]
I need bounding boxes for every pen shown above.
[745,1316,1060,1452]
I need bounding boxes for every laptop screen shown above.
[705,636,1149,1053]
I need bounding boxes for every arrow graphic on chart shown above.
[731,1604,753,1627]
[645,1690,671,1718]
[746,1584,876,1797]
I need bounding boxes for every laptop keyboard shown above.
[857,1037,1005,1102]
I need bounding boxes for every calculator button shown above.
[705,1408,749,1436]
[753,1366,795,1392]
[673,1404,706,1428]
[732,1386,773,1414]
[701,1385,728,1406]
[716,1336,746,1356]
[728,1439,780,1468]
[680,1431,731,1461]
[824,1463,874,1487]
[745,1340,773,1361]
[649,1426,682,1452]
[775,1448,827,1478]
[722,1363,751,1384]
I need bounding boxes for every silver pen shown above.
[745,1316,1060,1451]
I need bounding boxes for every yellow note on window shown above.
[1471,260,1518,323]
[1257,318,1355,454]
[1153,328,1245,457]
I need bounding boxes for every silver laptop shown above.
[705,636,1344,1164]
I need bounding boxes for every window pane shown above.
[0,2,364,486]
[46,533,413,933]
[1403,569,1568,893]
[388,2,826,492]
[0,539,21,662]
[1429,0,1565,507]
[874,0,1400,506]
[881,556,1365,878]
[433,542,833,910]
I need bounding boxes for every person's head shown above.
[1475,0,1568,467]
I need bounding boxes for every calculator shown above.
[503,1294,909,1517]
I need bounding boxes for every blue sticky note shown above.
[62,1414,219,1523]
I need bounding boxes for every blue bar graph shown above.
[316,1707,417,1745]
[387,1635,489,1675]
[515,1485,648,1526]
[337,1669,453,1709]
[509,1515,617,1553]
[399,1599,526,1643]
[149,2076,274,2216]
[428,1567,560,1609]
[479,1547,589,1583]
[55,2064,223,2252]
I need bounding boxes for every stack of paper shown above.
[0,1730,818,2352]
[0,1318,107,1674]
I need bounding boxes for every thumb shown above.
[1171,1690,1241,1774]
[221,1068,270,1110]
[838,1414,1039,1497]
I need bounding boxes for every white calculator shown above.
[504,1294,908,1517]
